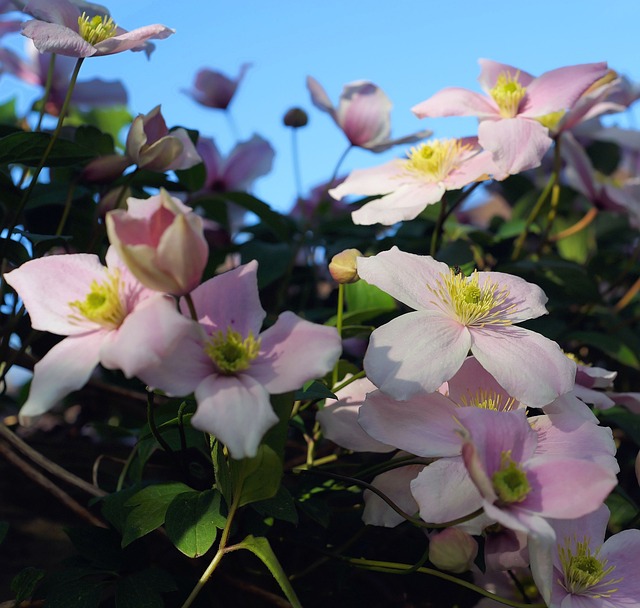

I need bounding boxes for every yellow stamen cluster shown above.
[491,451,531,504]
[489,72,527,118]
[458,389,516,412]
[205,328,261,374]
[77,12,117,45]
[68,270,125,329]
[558,536,622,597]
[404,139,470,182]
[536,110,566,131]
[429,269,515,327]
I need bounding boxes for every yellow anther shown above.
[489,72,527,118]
[77,12,117,45]
[205,328,261,374]
[68,270,125,329]
[404,139,471,182]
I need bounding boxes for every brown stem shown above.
[549,206,598,242]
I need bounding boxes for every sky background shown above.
[1,0,639,212]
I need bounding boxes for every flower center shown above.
[77,12,118,45]
[491,451,530,504]
[536,110,566,131]
[404,139,470,182]
[458,389,516,412]
[205,328,261,374]
[68,270,125,329]
[489,72,527,118]
[428,269,515,327]
[558,537,622,597]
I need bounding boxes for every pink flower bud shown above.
[428,528,478,573]
[329,249,362,284]
[106,189,208,296]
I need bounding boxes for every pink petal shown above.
[351,182,444,226]
[366,128,432,153]
[358,389,461,457]
[4,253,110,335]
[329,160,405,199]
[477,59,535,93]
[192,373,279,459]
[19,332,104,421]
[478,118,552,174]
[22,20,96,57]
[444,149,508,189]
[222,135,275,191]
[356,246,452,311]
[249,311,341,394]
[364,311,471,399]
[136,136,184,171]
[337,81,391,147]
[197,137,224,187]
[410,458,483,525]
[412,87,498,119]
[183,261,265,336]
[306,75,336,117]
[562,131,600,200]
[363,465,424,527]
[520,62,608,117]
[92,24,174,56]
[470,325,576,408]
[24,0,81,29]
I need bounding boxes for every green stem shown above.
[146,389,173,454]
[538,139,563,250]
[180,463,246,608]
[345,557,546,608]
[55,178,78,236]
[177,401,188,452]
[332,369,366,393]
[2,57,85,243]
[330,145,353,185]
[430,194,448,257]
[331,283,345,388]
[35,53,57,132]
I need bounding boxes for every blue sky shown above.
[2,0,639,211]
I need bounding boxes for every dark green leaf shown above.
[65,526,123,570]
[175,162,206,192]
[252,485,298,524]
[235,535,302,608]
[44,576,107,608]
[606,487,638,532]
[114,567,175,608]
[599,407,640,446]
[222,192,292,241]
[568,331,640,370]
[165,489,226,557]
[122,482,191,547]
[294,380,336,401]
[213,439,232,506]
[0,131,96,166]
[11,566,45,603]
[345,278,396,313]
[240,240,292,287]
[233,445,283,508]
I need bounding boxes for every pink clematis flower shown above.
[357,247,576,407]
[184,64,250,110]
[531,505,640,607]
[4,248,183,421]
[412,59,609,174]
[22,0,174,58]
[106,189,209,296]
[307,76,431,152]
[329,137,505,225]
[133,261,342,459]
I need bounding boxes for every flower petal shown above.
[412,87,498,119]
[249,312,341,394]
[24,0,80,30]
[19,332,104,422]
[337,81,391,148]
[364,311,471,399]
[329,159,405,200]
[477,58,535,92]
[92,24,174,56]
[222,135,275,191]
[470,325,576,408]
[193,373,279,459]
[306,75,336,117]
[22,20,96,57]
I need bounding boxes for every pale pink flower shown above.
[357,247,576,407]
[307,76,431,152]
[4,248,184,421]
[330,137,505,226]
[133,261,342,459]
[106,189,209,296]
[531,505,640,607]
[412,59,609,174]
[22,0,174,58]
[184,64,250,110]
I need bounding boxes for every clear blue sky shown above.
[2,0,639,211]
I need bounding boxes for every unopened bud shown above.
[283,107,308,128]
[429,528,478,573]
[329,249,362,284]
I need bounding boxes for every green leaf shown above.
[606,487,638,532]
[175,162,206,192]
[73,125,115,156]
[11,566,45,603]
[66,105,133,147]
[213,439,232,506]
[114,567,175,608]
[65,526,123,570]
[0,96,17,124]
[252,485,298,524]
[43,575,107,608]
[345,278,396,313]
[235,535,303,608]
[122,482,191,547]
[165,490,226,558]
[222,192,292,241]
[233,445,283,508]
[0,131,96,166]
[240,240,292,287]
[568,331,640,370]
[294,380,336,401]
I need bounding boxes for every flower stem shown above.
[330,145,352,184]
[35,53,57,132]
[331,283,345,388]
[2,57,85,243]
[146,389,173,454]
[430,194,448,257]
[184,292,198,321]
[549,206,598,242]
[180,464,246,608]
[291,127,303,201]
[55,178,78,236]
[345,557,546,608]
